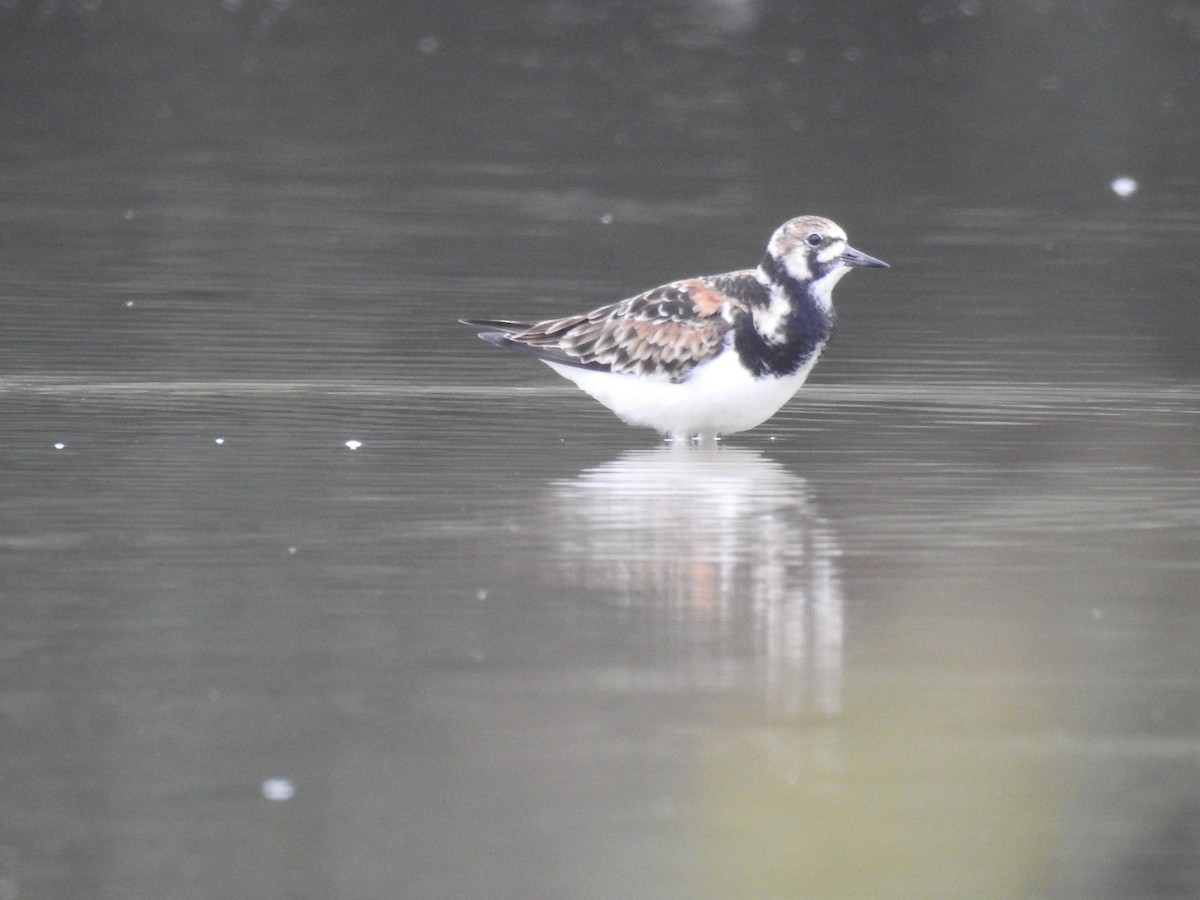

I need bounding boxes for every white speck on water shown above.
[122,209,135,220]
[286,546,298,556]
[124,300,135,308]
[344,439,363,450]
[53,442,66,450]
[214,437,225,445]
[475,589,488,601]
[261,777,295,801]
[600,213,614,225]
[1111,176,1138,197]
[417,35,440,53]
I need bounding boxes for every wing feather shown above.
[465,275,751,382]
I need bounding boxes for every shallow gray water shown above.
[3,2,1200,898]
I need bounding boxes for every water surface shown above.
[3,2,1200,898]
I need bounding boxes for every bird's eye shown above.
[806,233,823,247]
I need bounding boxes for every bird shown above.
[462,216,888,441]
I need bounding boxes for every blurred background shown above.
[2,1,1199,897]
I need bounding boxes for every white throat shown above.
[809,264,851,313]
[752,261,849,342]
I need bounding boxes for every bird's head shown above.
[767,216,889,290]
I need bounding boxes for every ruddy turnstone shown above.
[462,215,888,440]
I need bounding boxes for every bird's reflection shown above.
[547,445,842,720]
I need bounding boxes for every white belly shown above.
[544,345,824,439]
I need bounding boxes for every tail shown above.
[460,317,609,372]
[459,318,531,349]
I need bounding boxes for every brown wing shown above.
[482,276,750,382]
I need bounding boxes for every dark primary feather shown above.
[464,274,756,382]
[460,319,529,333]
